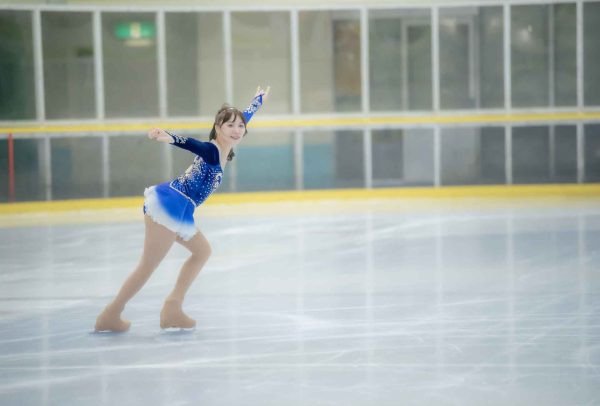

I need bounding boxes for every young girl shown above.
[95,86,270,332]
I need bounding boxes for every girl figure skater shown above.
[95,86,270,332]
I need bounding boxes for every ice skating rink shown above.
[0,196,599,406]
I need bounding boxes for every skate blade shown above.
[160,326,196,334]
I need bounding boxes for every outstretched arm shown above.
[242,85,270,124]
[147,128,219,165]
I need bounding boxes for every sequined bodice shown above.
[169,155,222,206]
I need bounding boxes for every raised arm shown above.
[242,85,270,124]
[147,128,219,165]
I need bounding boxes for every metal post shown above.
[361,7,370,113]
[504,5,513,186]
[156,11,173,182]
[291,11,303,190]
[364,128,373,189]
[8,133,15,201]
[577,123,584,184]
[43,135,52,201]
[548,5,555,108]
[291,9,300,115]
[432,6,440,112]
[432,8,441,188]
[33,10,45,121]
[361,8,372,189]
[157,10,167,118]
[576,2,584,183]
[506,125,513,185]
[223,11,236,192]
[294,130,304,190]
[504,4,511,110]
[93,10,105,119]
[102,134,110,198]
[576,1,584,108]
[434,126,441,187]
[401,21,408,110]
[548,5,556,180]
[223,11,233,104]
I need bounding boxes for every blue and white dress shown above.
[143,94,263,240]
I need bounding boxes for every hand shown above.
[148,128,172,143]
[254,85,270,102]
[148,128,161,140]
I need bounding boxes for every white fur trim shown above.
[143,186,198,241]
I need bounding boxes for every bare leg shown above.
[160,231,211,329]
[95,215,176,332]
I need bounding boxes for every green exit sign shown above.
[114,22,155,40]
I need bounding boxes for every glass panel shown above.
[440,8,473,109]
[553,4,576,107]
[300,11,360,113]
[441,127,507,185]
[304,130,363,189]
[369,9,431,111]
[480,127,506,183]
[102,12,158,118]
[480,7,504,108]
[584,2,600,106]
[0,138,44,202]
[51,137,102,199]
[231,12,290,114]
[0,11,35,120]
[585,124,600,182]
[372,129,403,187]
[303,131,334,189]
[552,125,577,182]
[511,5,549,107]
[109,135,166,197]
[333,13,361,112]
[334,131,364,188]
[439,7,504,109]
[513,126,550,183]
[42,12,95,119]
[235,131,294,192]
[511,4,575,108]
[369,11,403,111]
[166,12,224,117]
[408,22,432,110]
[401,129,434,186]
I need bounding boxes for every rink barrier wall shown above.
[1,184,599,215]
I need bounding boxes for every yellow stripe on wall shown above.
[2,111,600,134]
[1,184,599,215]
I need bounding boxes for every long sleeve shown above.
[242,94,264,124]
[165,132,220,166]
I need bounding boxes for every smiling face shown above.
[209,105,248,162]
[216,115,246,147]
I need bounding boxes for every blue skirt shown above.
[143,182,197,241]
